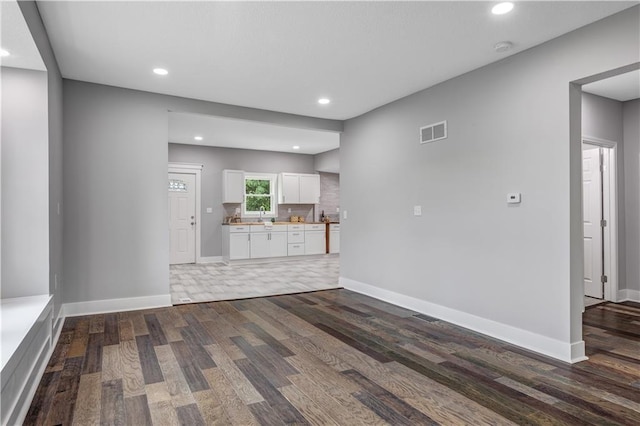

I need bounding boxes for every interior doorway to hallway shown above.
[582,140,617,304]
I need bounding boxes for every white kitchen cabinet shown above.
[304,224,325,255]
[329,223,340,254]
[249,225,288,259]
[226,226,250,260]
[222,169,244,203]
[299,174,320,204]
[278,173,320,204]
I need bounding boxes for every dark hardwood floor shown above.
[25,290,640,425]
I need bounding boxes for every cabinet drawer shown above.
[288,231,304,243]
[288,243,305,256]
[250,224,288,233]
[288,224,305,231]
[305,224,324,231]
[330,224,340,231]
[228,225,250,233]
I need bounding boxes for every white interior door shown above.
[583,147,603,299]
[169,173,196,264]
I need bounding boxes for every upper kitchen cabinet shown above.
[278,173,320,204]
[222,169,244,203]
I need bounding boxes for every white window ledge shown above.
[1,294,52,372]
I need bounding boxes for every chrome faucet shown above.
[258,206,265,222]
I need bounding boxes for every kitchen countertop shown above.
[223,221,339,225]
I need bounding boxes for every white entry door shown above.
[583,147,603,299]
[169,173,196,264]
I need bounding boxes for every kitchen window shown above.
[243,173,277,217]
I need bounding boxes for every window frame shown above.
[243,173,278,218]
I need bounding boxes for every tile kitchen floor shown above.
[170,255,340,304]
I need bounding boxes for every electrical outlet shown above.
[414,205,422,216]
[288,208,292,213]
[343,210,348,219]
[336,207,340,213]
[206,207,213,213]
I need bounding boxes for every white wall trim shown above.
[583,138,618,302]
[62,294,172,317]
[617,289,640,302]
[198,256,223,264]
[340,277,585,364]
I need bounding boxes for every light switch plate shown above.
[507,192,522,204]
[206,207,213,213]
[343,210,348,219]
[413,205,422,216]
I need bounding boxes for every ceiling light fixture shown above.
[0,49,10,57]
[318,98,331,105]
[153,68,169,76]
[293,146,300,150]
[494,41,514,53]
[194,136,203,141]
[492,2,514,15]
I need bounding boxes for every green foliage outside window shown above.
[245,179,272,212]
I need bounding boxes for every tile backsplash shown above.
[318,172,340,221]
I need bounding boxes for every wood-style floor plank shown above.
[27,291,640,425]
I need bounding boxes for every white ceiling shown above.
[582,69,640,102]
[169,112,340,155]
[36,1,637,120]
[1,0,45,71]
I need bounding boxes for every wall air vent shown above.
[419,120,447,144]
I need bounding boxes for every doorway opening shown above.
[582,140,617,306]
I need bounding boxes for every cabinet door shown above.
[329,231,340,254]
[280,174,299,204]
[305,231,325,255]
[270,232,288,257]
[229,233,250,259]
[250,233,270,259]
[222,170,244,203]
[299,174,320,204]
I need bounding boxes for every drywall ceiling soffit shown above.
[169,112,340,155]
[582,69,640,102]
[1,0,45,71]
[37,1,636,119]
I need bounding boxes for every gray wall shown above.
[314,148,340,173]
[168,143,315,256]
[15,0,65,319]
[63,80,341,303]
[1,67,49,298]
[582,92,628,291]
[340,6,639,355]
[623,99,640,294]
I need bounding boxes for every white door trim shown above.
[583,137,618,302]
[168,163,203,263]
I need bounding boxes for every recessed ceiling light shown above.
[194,136,203,141]
[492,2,514,15]
[318,98,331,105]
[153,68,168,76]
[293,146,300,150]
[494,41,514,53]
[0,49,10,57]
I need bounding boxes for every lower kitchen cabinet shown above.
[224,225,251,260]
[250,225,288,259]
[305,224,326,255]
[329,223,340,254]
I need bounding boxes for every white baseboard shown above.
[62,294,172,317]
[198,256,223,264]
[617,288,640,302]
[340,277,585,364]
